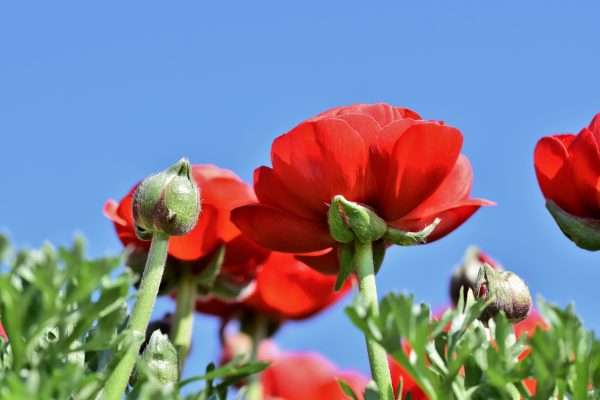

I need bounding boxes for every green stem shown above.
[104,232,170,400]
[171,273,196,374]
[354,241,394,400]
[245,315,268,400]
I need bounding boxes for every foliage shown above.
[347,289,600,400]
[0,235,267,399]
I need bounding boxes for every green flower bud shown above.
[475,264,532,323]
[546,200,600,251]
[141,330,179,386]
[328,195,387,244]
[133,158,201,239]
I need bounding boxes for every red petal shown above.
[248,252,352,320]
[295,247,340,275]
[271,118,370,212]
[220,234,270,286]
[567,128,600,216]
[588,112,600,134]
[169,204,221,260]
[232,204,334,253]
[306,372,368,400]
[261,353,337,400]
[389,357,428,400]
[254,166,319,220]
[380,123,463,220]
[401,155,475,220]
[391,199,493,242]
[534,135,586,216]
[316,103,421,127]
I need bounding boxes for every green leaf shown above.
[338,378,359,400]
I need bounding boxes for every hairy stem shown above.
[355,240,394,400]
[104,232,170,400]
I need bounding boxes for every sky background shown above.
[2,0,600,382]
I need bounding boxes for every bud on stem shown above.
[133,158,201,239]
[475,264,532,322]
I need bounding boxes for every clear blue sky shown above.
[2,1,600,380]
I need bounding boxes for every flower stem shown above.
[354,241,394,400]
[104,232,170,400]
[171,272,196,374]
[245,315,268,400]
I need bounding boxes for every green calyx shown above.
[475,264,531,323]
[546,200,600,251]
[133,158,201,239]
[384,218,441,246]
[328,195,387,244]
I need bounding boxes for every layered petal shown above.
[317,103,421,128]
[534,135,584,216]
[567,128,600,216]
[379,123,464,220]
[271,118,370,212]
[262,352,366,400]
[246,253,352,320]
[232,204,334,253]
[391,199,493,243]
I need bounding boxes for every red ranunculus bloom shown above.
[104,164,269,298]
[232,103,493,271]
[261,351,368,400]
[535,113,600,221]
[195,251,353,320]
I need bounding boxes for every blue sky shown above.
[2,1,600,380]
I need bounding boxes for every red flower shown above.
[261,351,368,400]
[535,114,600,220]
[232,103,492,271]
[0,322,6,341]
[195,251,353,320]
[104,164,269,295]
[534,114,600,249]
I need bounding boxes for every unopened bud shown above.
[449,247,502,306]
[475,264,532,322]
[133,158,201,239]
[141,330,179,386]
[328,195,386,244]
[546,200,600,251]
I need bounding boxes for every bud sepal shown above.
[546,200,600,251]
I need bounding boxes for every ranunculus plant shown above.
[1,104,600,400]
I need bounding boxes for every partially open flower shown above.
[132,158,201,238]
[475,264,532,322]
[534,113,600,250]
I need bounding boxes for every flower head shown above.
[232,103,492,272]
[195,252,353,321]
[534,113,600,250]
[104,164,268,292]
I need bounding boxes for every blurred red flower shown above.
[261,350,367,400]
[232,103,492,272]
[534,113,600,220]
[196,251,353,321]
